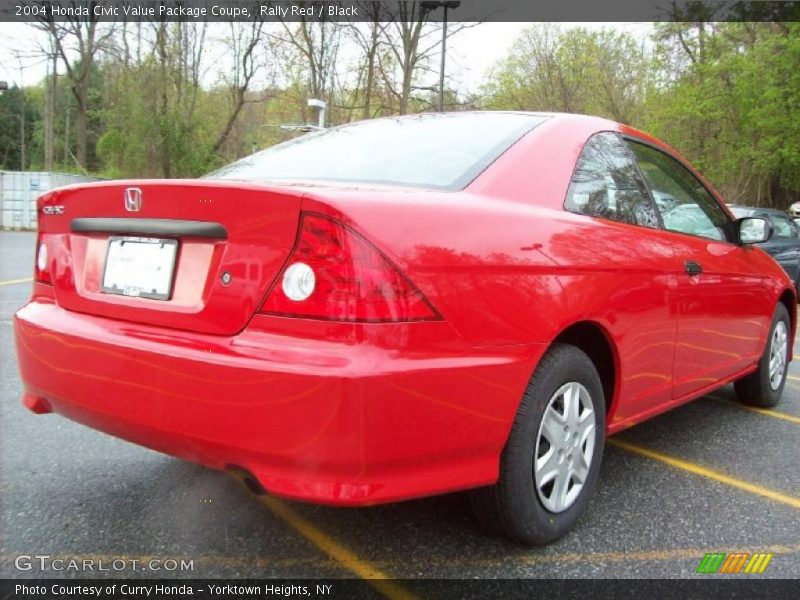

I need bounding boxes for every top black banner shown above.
[1,0,800,22]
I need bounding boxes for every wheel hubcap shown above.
[533,382,596,513]
[769,321,788,391]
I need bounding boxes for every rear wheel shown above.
[471,344,605,545]
[734,303,791,408]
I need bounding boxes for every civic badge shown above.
[124,188,142,212]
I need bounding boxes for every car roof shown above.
[372,111,675,162]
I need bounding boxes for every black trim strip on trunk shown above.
[71,218,228,239]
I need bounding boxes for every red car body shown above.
[14,113,795,506]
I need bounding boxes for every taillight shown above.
[261,213,439,322]
[34,234,52,285]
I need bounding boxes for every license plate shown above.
[101,237,178,300]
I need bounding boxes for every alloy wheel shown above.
[533,382,596,513]
[769,321,788,391]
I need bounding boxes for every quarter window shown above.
[565,133,659,228]
[626,141,730,242]
[564,132,659,227]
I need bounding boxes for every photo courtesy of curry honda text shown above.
[14,112,795,545]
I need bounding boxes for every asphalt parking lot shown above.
[1,229,799,583]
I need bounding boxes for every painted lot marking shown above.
[256,495,420,600]
[730,405,800,425]
[225,472,420,600]
[609,439,800,510]
[707,394,800,425]
[0,277,32,287]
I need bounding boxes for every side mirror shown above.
[737,217,772,245]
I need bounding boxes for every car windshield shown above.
[729,206,756,218]
[205,113,547,190]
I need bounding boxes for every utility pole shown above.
[0,81,6,224]
[45,45,57,171]
[17,55,26,171]
[421,1,460,112]
[64,107,70,166]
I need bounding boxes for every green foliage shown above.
[642,23,800,206]
[5,21,800,209]
[485,23,800,208]
[483,25,650,125]
[0,85,39,170]
[97,52,221,179]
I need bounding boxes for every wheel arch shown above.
[549,320,620,418]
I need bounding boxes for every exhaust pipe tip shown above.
[225,465,266,496]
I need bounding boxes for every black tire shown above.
[470,343,606,545]
[734,303,791,408]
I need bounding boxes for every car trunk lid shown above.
[37,180,302,335]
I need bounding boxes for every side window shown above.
[771,215,797,239]
[565,132,660,229]
[626,141,730,242]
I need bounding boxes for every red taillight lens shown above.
[261,213,439,322]
[34,234,52,285]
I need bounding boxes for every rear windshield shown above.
[206,113,547,190]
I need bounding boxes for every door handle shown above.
[684,260,703,276]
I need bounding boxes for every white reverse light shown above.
[37,243,48,272]
[281,262,316,301]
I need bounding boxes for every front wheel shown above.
[471,343,606,545]
[734,303,791,408]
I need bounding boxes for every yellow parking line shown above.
[227,470,417,598]
[707,395,800,425]
[256,495,419,600]
[609,439,800,510]
[732,405,800,425]
[0,276,32,287]
[788,375,800,383]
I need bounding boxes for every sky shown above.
[0,21,651,96]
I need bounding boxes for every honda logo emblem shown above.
[124,188,142,212]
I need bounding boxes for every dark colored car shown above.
[729,206,800,289]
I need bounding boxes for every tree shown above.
[211,21,267,155]
[645,22,800,206]
[482,24,649,124]
[35,10,115,170]
[0,85,39,170]
[97,22,213,177]
[346,2,387,119]
[271,14,343,126]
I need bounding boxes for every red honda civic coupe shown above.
[14,112,794,545]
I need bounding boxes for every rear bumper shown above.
[14,300,541,505]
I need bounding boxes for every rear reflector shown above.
[34,235,52,285]
[261,213,438,322]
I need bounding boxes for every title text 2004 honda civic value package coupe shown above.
[14,112,795,545]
